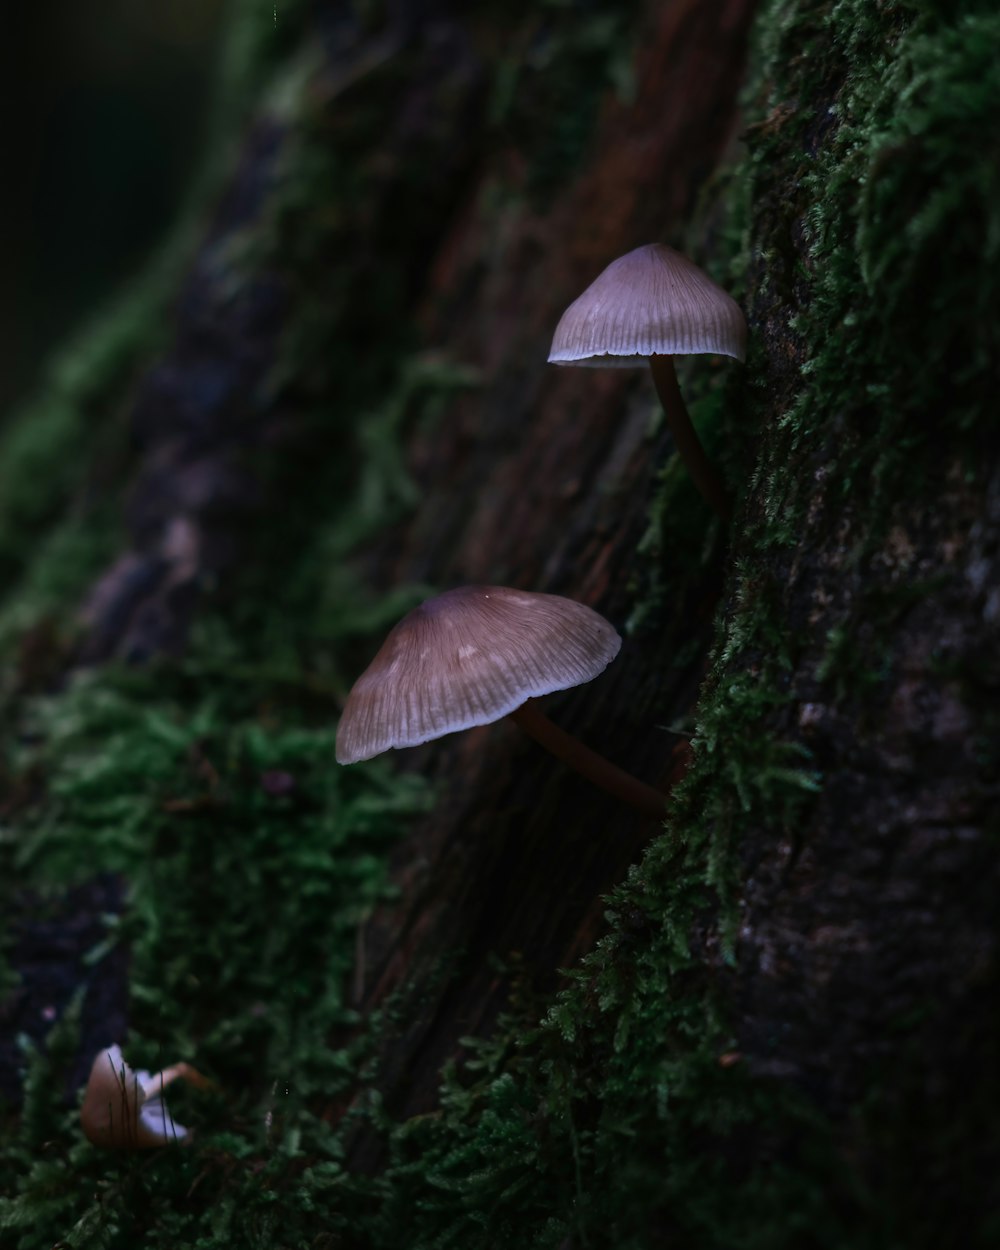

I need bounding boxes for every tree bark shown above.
[65,0,757,1132]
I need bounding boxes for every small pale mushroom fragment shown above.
[336,585,666,817]
[80,1044,211,1149]
[548,243,746,520]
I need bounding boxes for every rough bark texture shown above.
[64,0,756,1132]
[733,464,1000,1105]
[343,0,755,1137]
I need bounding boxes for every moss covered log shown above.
[1,0,997,1247]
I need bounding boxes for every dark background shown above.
[0,0,225,416]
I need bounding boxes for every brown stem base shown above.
[508,700,667,818]
[649,353,732,521]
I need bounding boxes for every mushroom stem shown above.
[508,699,667,818]
[149,1062,213,1094]
[649,353,731,522]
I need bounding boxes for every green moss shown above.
[0,298,152,600]
[0,662,431,1248]
[746,0,1000,524]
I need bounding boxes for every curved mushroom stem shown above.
[649,353,732,522]
[508,699,667,818]
[145,1062,213,1095]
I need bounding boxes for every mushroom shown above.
[80,1044,211,1149]
[548,243,746,520]
[336,586,666,817]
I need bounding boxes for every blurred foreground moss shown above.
[0,659,431,1247]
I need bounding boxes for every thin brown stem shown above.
[508,699,667,818]
[649,353,731,521]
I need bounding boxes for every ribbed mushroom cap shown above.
[80,1045,189,1149]
[548,243,746,366]
[336,586,621,764]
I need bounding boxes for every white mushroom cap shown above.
[80,1044,208,1149]
[335,586,621,764]
[548,243,746,366]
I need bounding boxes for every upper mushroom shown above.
[548,244,746,521]
[548,243,746,367]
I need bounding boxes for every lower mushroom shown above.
[507,699,666,817]
[335,586,667,818]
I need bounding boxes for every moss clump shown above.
[0,659,431,1248]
